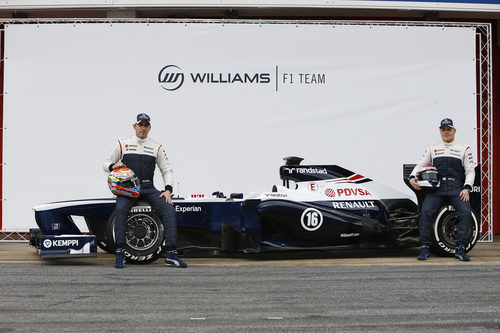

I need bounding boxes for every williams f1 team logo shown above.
[158,65,184,91]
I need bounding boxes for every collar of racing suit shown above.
[134,135,147,145]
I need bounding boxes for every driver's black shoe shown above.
[115,249,126,269]
[165,250,187,268]
[417,246,430,260]
[455,246,470,261]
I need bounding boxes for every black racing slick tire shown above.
[106,208,165,264]
[431,205,479,257]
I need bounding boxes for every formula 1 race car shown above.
[30,157,481,264]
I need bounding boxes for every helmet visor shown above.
[120,177,140,189]
[420,170,439,181]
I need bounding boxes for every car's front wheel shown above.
[431,205,479,257]
[107,207,165,264]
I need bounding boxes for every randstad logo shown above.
[158,65,185,91]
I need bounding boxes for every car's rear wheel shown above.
[431,205,479,257]
[106,208,165,264]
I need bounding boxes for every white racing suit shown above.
[103,135,177,251]
[410,140,475,247]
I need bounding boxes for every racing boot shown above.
[417,245,430,261]
[115,248,126,269]
[454,245,470,262]
[165,250,187,268]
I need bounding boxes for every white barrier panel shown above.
[3,22,476,231]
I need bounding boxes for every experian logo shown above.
[158,65,185,91]
[175,206,202,213]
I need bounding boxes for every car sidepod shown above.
[257,199,393,249]
[174,199,255,252]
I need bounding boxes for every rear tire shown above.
[431,205,479,257]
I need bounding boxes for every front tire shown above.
[106,209,165,264]
[431,205,479,257]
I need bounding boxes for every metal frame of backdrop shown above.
[0,18,493,242]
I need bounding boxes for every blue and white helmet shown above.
[417,166,440,189]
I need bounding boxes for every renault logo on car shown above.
[158,65,184,91]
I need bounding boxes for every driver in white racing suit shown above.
[104,113,187,269]
[409,118,475,261]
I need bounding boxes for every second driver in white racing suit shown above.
[409,118,475,261]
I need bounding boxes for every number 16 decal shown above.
[300,208,323,231]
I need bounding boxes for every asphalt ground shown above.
[1,241,500,332]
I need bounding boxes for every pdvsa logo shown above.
[324,188,335,197]
[158,65,184,91]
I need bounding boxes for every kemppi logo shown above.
[158,65,184,91]
[43,239,79,248]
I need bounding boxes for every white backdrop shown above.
[2,22,477,231]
